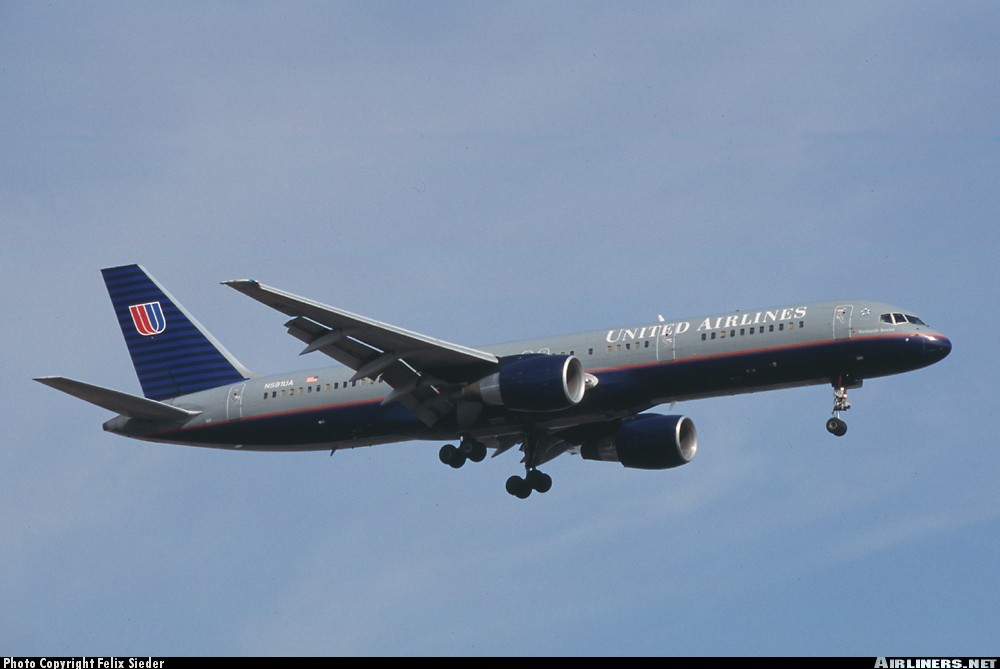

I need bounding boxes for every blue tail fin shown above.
[102,264,251,400]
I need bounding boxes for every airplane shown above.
[35,264,952,499]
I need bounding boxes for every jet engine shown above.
[580,414,698,469]
[464,354,586,412]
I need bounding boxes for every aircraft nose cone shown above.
[923,335,952,360]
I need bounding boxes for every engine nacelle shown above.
[464,354,586,412]
[580,414,698,469]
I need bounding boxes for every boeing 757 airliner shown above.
[36,264,951,498]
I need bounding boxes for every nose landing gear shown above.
[826,385,851,436]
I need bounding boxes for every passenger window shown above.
[769,325,774,332]
[702,333,707,340]
[750,327,755,335]
[730,330,736,338]
[720,330,726,339]
[740,328,745,336]
[711,332,717,340]
[588,348,593,355]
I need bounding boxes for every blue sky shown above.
[2,1,998,656]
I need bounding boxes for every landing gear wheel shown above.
[462,438,487,463]
[826,417,847,437]
[439,444,457,465]
[526,469,552,494]
[506,475,531,499]
[439,443,466,468]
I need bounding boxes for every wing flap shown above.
[35,376,201,422]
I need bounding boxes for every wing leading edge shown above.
[223,279,499,426]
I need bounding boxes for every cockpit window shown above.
[880,312,929,326]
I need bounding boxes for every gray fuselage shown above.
[104,299,951,451]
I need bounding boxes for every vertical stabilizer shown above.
[102,264,251,400]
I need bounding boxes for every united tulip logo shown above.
[129,302,166,336]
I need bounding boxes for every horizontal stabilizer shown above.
[34,376,201,422]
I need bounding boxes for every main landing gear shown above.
[440,433,554,499]
[825,385,851,437]
[505,469,552,499]
[504,433,552,499]
[439,437,487,469]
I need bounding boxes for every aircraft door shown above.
[226,383,246,420]
[833,305,854,340]
[656,323,677,362]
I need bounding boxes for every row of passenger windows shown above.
[607,341,652,353]
[880,312,926,326]
[701,320,805,341]
[262,377,383,400]
[597,320,809,354]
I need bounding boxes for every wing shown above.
[224,279,499,426]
